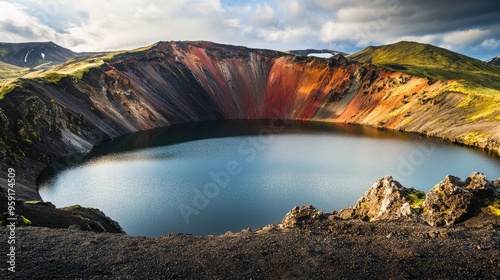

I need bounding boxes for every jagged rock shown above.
[61,205,125,233]
[337,176,422,221]
[494,179,500,198]
[256,224,277,234]
[279,205,332,230]
[421,175,473,226]
[421,172,497,226]
[464,172,495,192]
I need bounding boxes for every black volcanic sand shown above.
[2,214,499,279]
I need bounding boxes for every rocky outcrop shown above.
[422,172,500,226]
[421,176,474,226]
[0,188,124,234]
[337,176,424,221]
[279,173,499,232]
[279,205,334,230]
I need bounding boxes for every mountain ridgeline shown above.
[0,42,81,81]
[487,56,500,66]
[348,41,500,89]
[0,40,499,194]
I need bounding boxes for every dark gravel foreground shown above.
[2,217,499,279]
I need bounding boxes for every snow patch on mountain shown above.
[307,53,337,58]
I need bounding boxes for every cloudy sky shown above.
[1,0,499,60]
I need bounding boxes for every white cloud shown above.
[0,0,498,59]
[320,21,358,42]
[0,1,61,42]
[257,26,315,42]
[482,38,500,49]
[389,35,440,45]
[133,4,163,20]
[250,3,275,26]
[442,29,490,46]
[311,0,348,10]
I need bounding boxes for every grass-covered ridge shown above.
[349,41,500,89]
[0,61,29,79]
[24,44,157,85]
[0,43,157,98]
[0,79,22,99]
[26,56,106,84]
[349,41,500,123]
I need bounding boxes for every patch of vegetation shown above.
[407,191,426,208]
[39,72,68,84]
[26,56,106,85]
[21,215,32,225]
[0,79,22,99]
[360,201,367,209]
[0,61,30,79]
[104,44,156,61]
[452,82,500,122]
[437,188,446,197]
[0,47,8,57]
[24,200,44,205]
[462,131,488,146]
[485,198,500,216]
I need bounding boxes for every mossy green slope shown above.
[349,41,500,124]
[348,41,500,89]
[0,61,29,79]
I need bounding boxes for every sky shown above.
[1,0,499,60]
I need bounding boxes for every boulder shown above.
[279,205,332,230]
[494,179,500,198]
[337,176,423,221]
[421,172,499,226]
[463,172,495,193]
[421,175,474,226]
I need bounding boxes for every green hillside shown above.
[348,41,500,90]
[0,61,29,79]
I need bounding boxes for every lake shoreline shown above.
[36,121,500,237]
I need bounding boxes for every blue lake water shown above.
[38,121,500,237]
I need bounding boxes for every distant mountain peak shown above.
[0,42,77,68]
[486,55,500,66]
